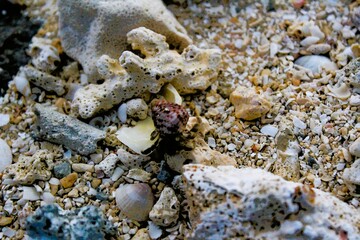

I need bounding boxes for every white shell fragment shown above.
[21,186,41,201]
[115,183,154,221]
[116,117,159,155]
[118,103,127,123]
[327,83,351,100]
[0,114,10,127]
[14,70,31,97]
[0,138,12,172]
[260,125,278,137]
[294,55,338,74]
[162,83,182,105]
[293,116,307,129]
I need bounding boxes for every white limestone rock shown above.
[116,148,151,169]
[182,164,360,239]
[342,159,360,194]
[58,0,192,82]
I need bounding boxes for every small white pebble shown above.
[0,113,10,127]
[22,186,41,201]
[148,221,162,239]
[336,162,346,171]
[293,116,307,130]
[260,125,279,137]
[208,137,216,148]
[243,139,254,148]
[227,143,236,151]
[118,103,127,123]
[111,167,125,181]
[314,178,322,188]
[2,227,16,238]
[49,178,60,185]
[351,198,359,207]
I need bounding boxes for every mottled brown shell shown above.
[151,100,189,136]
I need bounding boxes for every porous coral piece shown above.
[182,164,360,239]
[34,104,106,155]
[165,137,237,173]
[27,37,60,72]
[95,153,119,177]
[116,148,151,169]
[72,27,221,119]
[22,65,65,95]
[4,150,54,185]
[26,204,116,240]
[230,86,271,120]
[151,100,189,136]
[149,187,180,227]
[58,0,192,82]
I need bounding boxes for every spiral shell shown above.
[115,183,154,221]
[151,100,189,136]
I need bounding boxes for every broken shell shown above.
[162,83,182,105]
[295,55,338,74]
[115,183,154,222]
[327,83,351,100]
[116,117,159,155]
[151,100,189,136]
[0,138,12,172]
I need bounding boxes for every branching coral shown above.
[72,27,221,119]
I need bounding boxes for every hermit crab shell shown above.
[115,183,154,221]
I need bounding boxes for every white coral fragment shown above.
[27,37,60,72]
[72,27,221,119]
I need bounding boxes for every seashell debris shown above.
[115,183,154,222]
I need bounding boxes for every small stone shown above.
[91,178,102,189]
[0,138,12,172]
[50,184,58,195]
[54,162,71,179]
[95,153,118,176]
[72,163,94,173]
[0,217,13,226]
[349,137,360,157]
[293,116,307,129]
[157,161,175,184]
[60,173,78,188]
[260,125,279,137]
[230,86,271,121]
[0,114,10,127]
[342,159,360,194]
[22,186,41,201]
[127,169,152,182]
[68,188,79,198]
[111,167,124,182]
[149,187,180,226]
[132,228,151,240]
[148,221,162,239]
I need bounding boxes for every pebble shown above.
[68,188,79,198]
[0,138,12,172]
[2,227,16,238]
[91,178,102,188]
[342,159,360,193]
[293,116,307,129]
[0,216,13,226]
[227,143,236,151]
[208,137,216,148]
[260,125,279,137]
[22,186,41,201]
[60,172,78,188]
[148,221,162,239]
[0,113,10,127]
[111,167,124,181]
[132,228,151,240]
[127,169,152,182]
[72,163,94,173]
[54,162,72,179]
[349,137,360,157]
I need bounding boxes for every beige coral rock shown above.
[4,150,54,185]
[58,0,192,82]
[165,137,237,173]
[182,164,360,239]
[72,27,221,119]
[149,187,180,227]
[230,86,271,120]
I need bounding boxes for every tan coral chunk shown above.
[230,86,271,120]
[4,150,54,185]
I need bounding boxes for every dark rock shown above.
[53,162,71,179]
[0,1,41,94]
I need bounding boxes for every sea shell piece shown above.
[116,117,159,155]
[115,183,154,221]
[294,55,338,74]
[0,138,12,172]
[162,83,182,105]
[327,83,351,100]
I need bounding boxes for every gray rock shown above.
[34,104,106,155]
[25,204,116,240]
[58,0,192,82]
[53,162,71,179]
